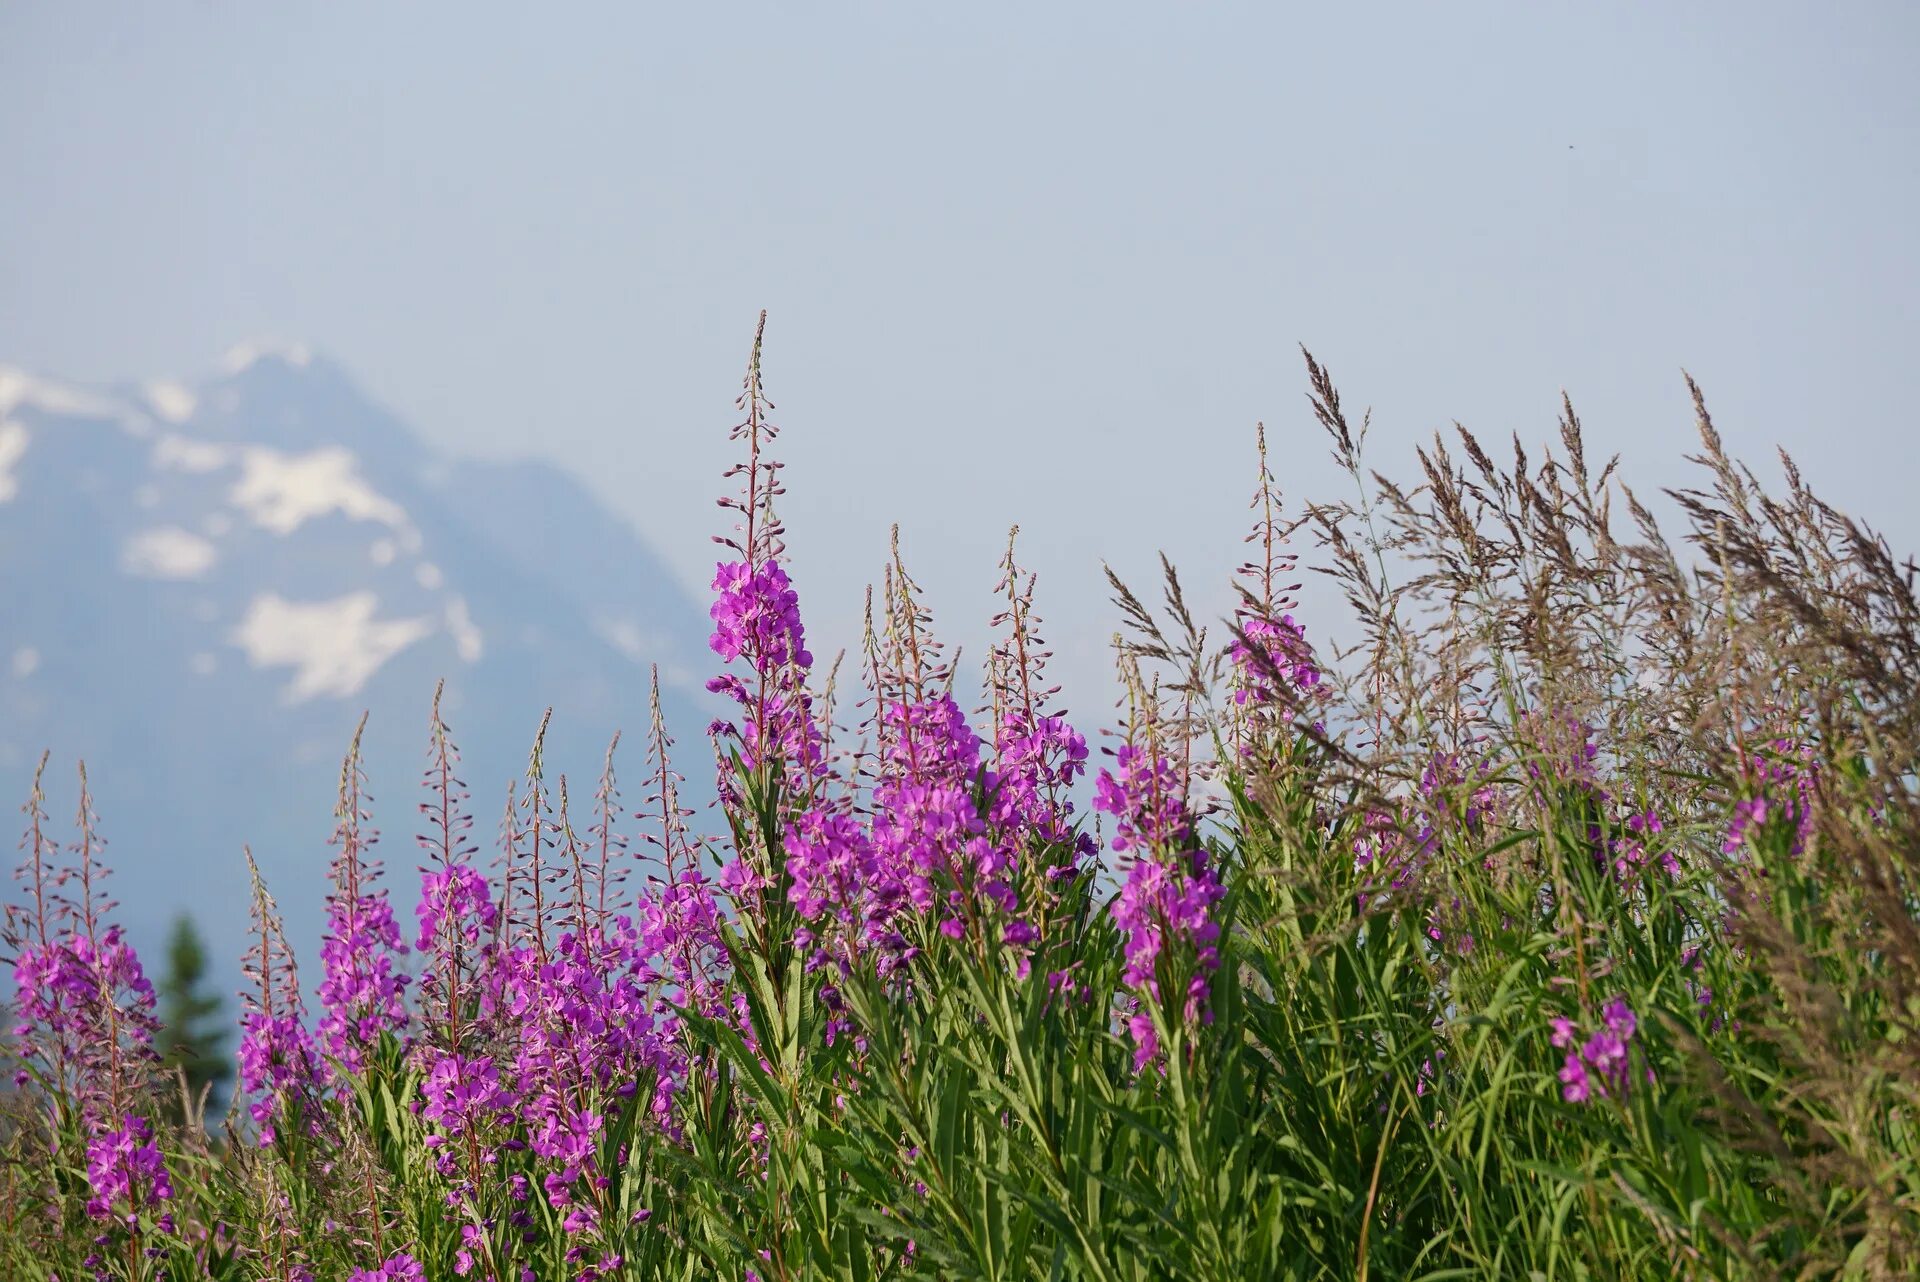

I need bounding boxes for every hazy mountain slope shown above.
[0,346,711,989]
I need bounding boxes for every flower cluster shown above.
[1094,746,1192,855]
[1724,737,1819,857]
[419,1051,512,1143]
[709,559,812,671]
[1551,998,1641,1104]
[994,712,1091,851]
[10,922,158,1113]
[83,1113,174,1222]
[707,560,824,782]
[1608,807,1679,883]
[416,863,498,951]
[631,864,725,1012]
[1097,747,1223,1069]
[237,1012,322,1143]
[781,688,1068,993]
[1229,613,1321,708]
[347,1255,427,1282]
[316,744,412,1076]
[316,888,410,1075]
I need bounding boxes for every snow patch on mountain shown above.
[10,646,38,679]
[231,591,434,702]
[0,366,131,424]
[153,434,231,474]
[220,340,312,375]
[144,381,197,424]
[122,526,218,580]
[0,422,27,502]
[230,446,409,535]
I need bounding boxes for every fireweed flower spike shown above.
[9,760,167,1236]
[1096,685,1224,1071]
[988,527,1096,923]
[706,311,824,806]
[1227,421,1328,753]
[316,716,410,1077]
[237,846,321,1146]
[415,682,495,1052]
[634,663,724,1016]
[83,1113,174,1222]
[4,752,75,1095]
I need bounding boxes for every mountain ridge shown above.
[0,344,712,996]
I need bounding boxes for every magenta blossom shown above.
[1549,996,1641,1104]
[416,863,498,951]
[1229,613,1321,706]
[237,1011,321,1144]
[1097,746,1223,1068]
[709,560,812,671]
[84,1114,173,1221]
[349,1255,427,1282]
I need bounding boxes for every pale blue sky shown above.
[4,2,1916,716]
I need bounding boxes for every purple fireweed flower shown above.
[348,1256,427,1282]
[994,712,1091,876]
[11,924,160,1119]
[420,1051,512,1137]
[1610,807,1677,882]
[1414,1050,1445,1098]
[317,889,410,1076]
[1581,1028,1625,1074]
[1419,751,1504,834]
[1094,746,1191,855]
[317,740,411,1077]
[707,561,825,797]
[1550,996,1640,1104]
[1724,738,1818,856]
[83,1114,172,1221]
[485,919,686,1183]
[1520,712,1602,789]
[709,560,812,671]
[1125,1008,1159,1073]
[1558,1053,1591,1103]
[1229,613,1321,707]
[6,768,162,1117]
[11,940,93,1054]
[416,864,498,951]
[1723,798,1770,854]
[871,695,1017,933]
[238,850,320,1145]
[1097,746,1222,1067]
[786,808,883,927]
[1105,852,1221,997]
[630,866,725,1014]
[1602,997,1638,1041]
[237,1012,321,1144]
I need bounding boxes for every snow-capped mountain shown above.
[0,344,710,987]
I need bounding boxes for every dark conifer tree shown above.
[157,914,232,1123]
